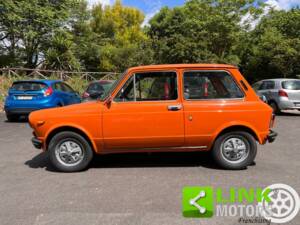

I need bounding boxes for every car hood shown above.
[29,101,103,125]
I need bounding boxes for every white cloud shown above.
[266,0,300,10]
[142,0,162,27]
[87,0,114,8]
[142,9,160,27]
[242,0,300,29]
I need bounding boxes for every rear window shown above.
[282,80,300,90]
[10,82,47,91]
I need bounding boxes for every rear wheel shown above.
[269,101,281,114]
[48,131,93,172]
[6,114,18,122]
[212,131,257,170]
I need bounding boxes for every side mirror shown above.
[260,95,267,103]
[89,92,103,99]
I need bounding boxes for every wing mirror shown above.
[260,95,267,103]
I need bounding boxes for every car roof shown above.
[258,78,300,82]
[13,79,61,84]
[128,64,237,71]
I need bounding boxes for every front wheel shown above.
[48,131,93,172]
[212,131,257,170]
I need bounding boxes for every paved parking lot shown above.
[0,111,299,225]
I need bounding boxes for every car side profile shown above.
[4,80,81,121]
[29,64,277,172]
[252,79,300,114]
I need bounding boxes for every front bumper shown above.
[31,137,42,149]
[267,130,278,143]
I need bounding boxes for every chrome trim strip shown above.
[136,146,208,151]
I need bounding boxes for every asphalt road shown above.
[0,111,299,225]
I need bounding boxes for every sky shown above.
[87,0,300,25]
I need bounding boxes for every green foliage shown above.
[148,0,264,65]
[0,0,299,82]
[0,0,78,68]
[44,31,81,71]
[90,0,154,72]
[243,8,300,81]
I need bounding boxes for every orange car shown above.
[29,64,277,172]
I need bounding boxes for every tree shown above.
[90,0,154,72]
[148,0,264,65]
[0,0,77,68]
[44,31,81,71]
[243,8,300,80]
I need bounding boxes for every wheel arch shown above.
[45,126,97,153]
[213,124,262,145]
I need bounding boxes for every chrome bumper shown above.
[31,137,42,149]
[267,130,278,143]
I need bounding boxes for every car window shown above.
[183,71,244,100]
[61,83,75,93]
[282,80,300,90]
[260,81,275,90]
[53,82,64,91]
[87,82,113,93]
[252,82,262,91]
[10,82,47,91]
[114,71,178,102]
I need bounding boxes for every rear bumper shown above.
[278,99,300,110]
[31,137,42,149]
[267,130,278,143]
[5,108,39,115]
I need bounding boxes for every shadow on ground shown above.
[25,151,227,172]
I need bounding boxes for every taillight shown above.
[278,90,288,98]
[270,114,275,128]
[44,87,53,97]
[82,92,90,98]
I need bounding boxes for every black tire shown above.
[269,101,281,115]
[48,131,93,172]
[6,114,18,122]
[212,131,257,170]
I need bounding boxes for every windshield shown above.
[282,80,300,90]
[100,71,127,101]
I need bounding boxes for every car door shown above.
[182,70,245,148]
[61,83,80,104]
[102,70,184,150]
[53,82,67,105]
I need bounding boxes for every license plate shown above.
[17,96,33,100]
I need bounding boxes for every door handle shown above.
[167,105,182,111]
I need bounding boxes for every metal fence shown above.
[0,68,120,81]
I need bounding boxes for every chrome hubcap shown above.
[55,140,84,166]
[221,137,248,163]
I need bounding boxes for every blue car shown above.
[4,80,81,121]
